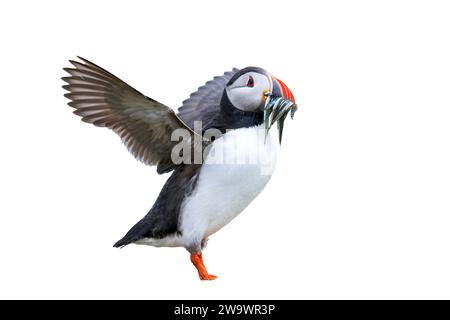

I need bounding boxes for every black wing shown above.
[63,57,197,174]
[177,68,239,130]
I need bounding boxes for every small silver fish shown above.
[263,94,297,144]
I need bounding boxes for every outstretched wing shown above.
[177,68,239,130]
[62,57,194,174]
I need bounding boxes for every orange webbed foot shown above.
[190,252,217,281]
[199,273,217,281]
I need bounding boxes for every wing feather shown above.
[63,57,197,173]
[177,68,239,129]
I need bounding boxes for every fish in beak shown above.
[263,76,297,144]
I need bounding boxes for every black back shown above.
[113,164,202,247]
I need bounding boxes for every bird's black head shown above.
[218,67,297,141]
[223,67,296,112]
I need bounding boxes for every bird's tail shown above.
[113,218,151,248]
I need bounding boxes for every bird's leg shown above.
[190,252,217,281]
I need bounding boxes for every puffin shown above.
[62,57,297,280]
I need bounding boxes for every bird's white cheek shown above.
[226,87,262,111]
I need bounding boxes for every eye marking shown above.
[246,75,254,87]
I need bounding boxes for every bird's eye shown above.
[246,75,254,87]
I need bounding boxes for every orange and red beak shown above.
[264,76,297,144]
[272,76,296,103]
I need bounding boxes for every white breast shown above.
[179,124,278,249]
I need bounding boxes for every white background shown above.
[0,0,449,299]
